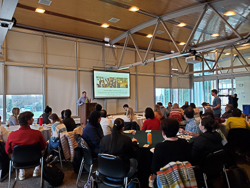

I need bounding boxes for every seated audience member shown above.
[142,108,161,130]
[221,104,233,119]
[123,107,138,123]
[5,112,46,180]
[169,103,183,124]
[226,108,250,131]
[157,102,169,118]
[190,103,200,120]
[154,104,164,120]
[166,102,172,112]
[38,105,52,124]
[63,109,76,132]
[201,102,211,113]
[123,104,129,115]
[100,109,113,136]
[192,117,223,166]
[201,112,227,145]
[99,118,138,179]
[95,103,102,112]
[82,111,104,156]
[149,118,192,187]
[8,108,20,126]
[0,116,9,143]
[179,107,200,137]
[181,101,190,110]
[47,113,67,161]
[61,110,65,120]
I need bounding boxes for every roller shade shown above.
[47,69,76,115]
[0,63,3,94]
[137,75,154,111]
[7,66,42,95]
[178,77,190,89]
[172,76,178,89]
[46,37,76,67]
[155,76,170,88]
[6,31,42,64]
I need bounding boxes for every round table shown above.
[109,115,145,129]
[4,125,51,141]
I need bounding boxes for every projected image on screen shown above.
[94,71,130,99]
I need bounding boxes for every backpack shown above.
[227,166,250,188]
[0,141,9,181]
[43,163,64,187]
[72,147,85,174]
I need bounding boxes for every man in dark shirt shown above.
[181,101,190,110]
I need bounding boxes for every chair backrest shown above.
[98,153,128,179]
[124,122,140,130]
[201,149,225,176]
[12,145,41,165]
[81,145,93,166]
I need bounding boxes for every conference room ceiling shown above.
[13,0,250,54]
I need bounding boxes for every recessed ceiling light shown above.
[234,54,237,56]
[248,57,250,59]
[177,22,186,27]
[211,50,216,53]
[129,6,139,12]
[211,33,219,37]
[224,11,236,16]
[146,34,153,38]
[35,8,45,13]
[101,23,109,28]
[225,53,230,55]
[179,42,186,45]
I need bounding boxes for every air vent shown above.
[109,18,120,23]
[38,0,52,6]
[156,30,164,34]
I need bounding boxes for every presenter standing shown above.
[77,91,91,106]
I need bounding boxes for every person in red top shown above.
[5,111,46,181]
[142,108,161,130]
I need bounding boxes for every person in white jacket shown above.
[100,110,113,136]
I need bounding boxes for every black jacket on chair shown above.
[124,122,140,130]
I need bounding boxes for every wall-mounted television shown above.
[93,70,130,99]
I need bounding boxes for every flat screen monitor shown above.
[93,70,130,99]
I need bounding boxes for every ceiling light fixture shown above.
[101,23,109,28]
[211,50,216,52]
[225,53,230,55]
[224,11,236,16]
[179,42,186,45]
[35,8,45,13]
[211,33,219,37]
[248,57,250,59]
[234,54,237,56]
[129,6,139,12]
[177,22,186,27]
[146,34,153,38]
[242,43,249,46]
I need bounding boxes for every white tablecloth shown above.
[109,115,145,129]
[3,125,51,141]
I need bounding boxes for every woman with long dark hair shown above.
[142,107,161,130]
[38,105,52,124]
[99,118,138,178]
[82,111,104,156]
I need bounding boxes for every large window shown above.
[155,88,170,107]
[0,95,3,121]
[204,80,216,105]
[179,89,190,107]
[193,62,202,77]
[172,89,178,104]
[218,79,234,106]
[194,82,203,107]
[6,95,43,120]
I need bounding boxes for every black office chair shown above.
[8,145,43,188]
[97,154,133,188]
[227,128,250,154]
[200,149,230,188]
[76,145,94,187]
[124,122,140,130]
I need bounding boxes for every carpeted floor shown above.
[1,156,250,188]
